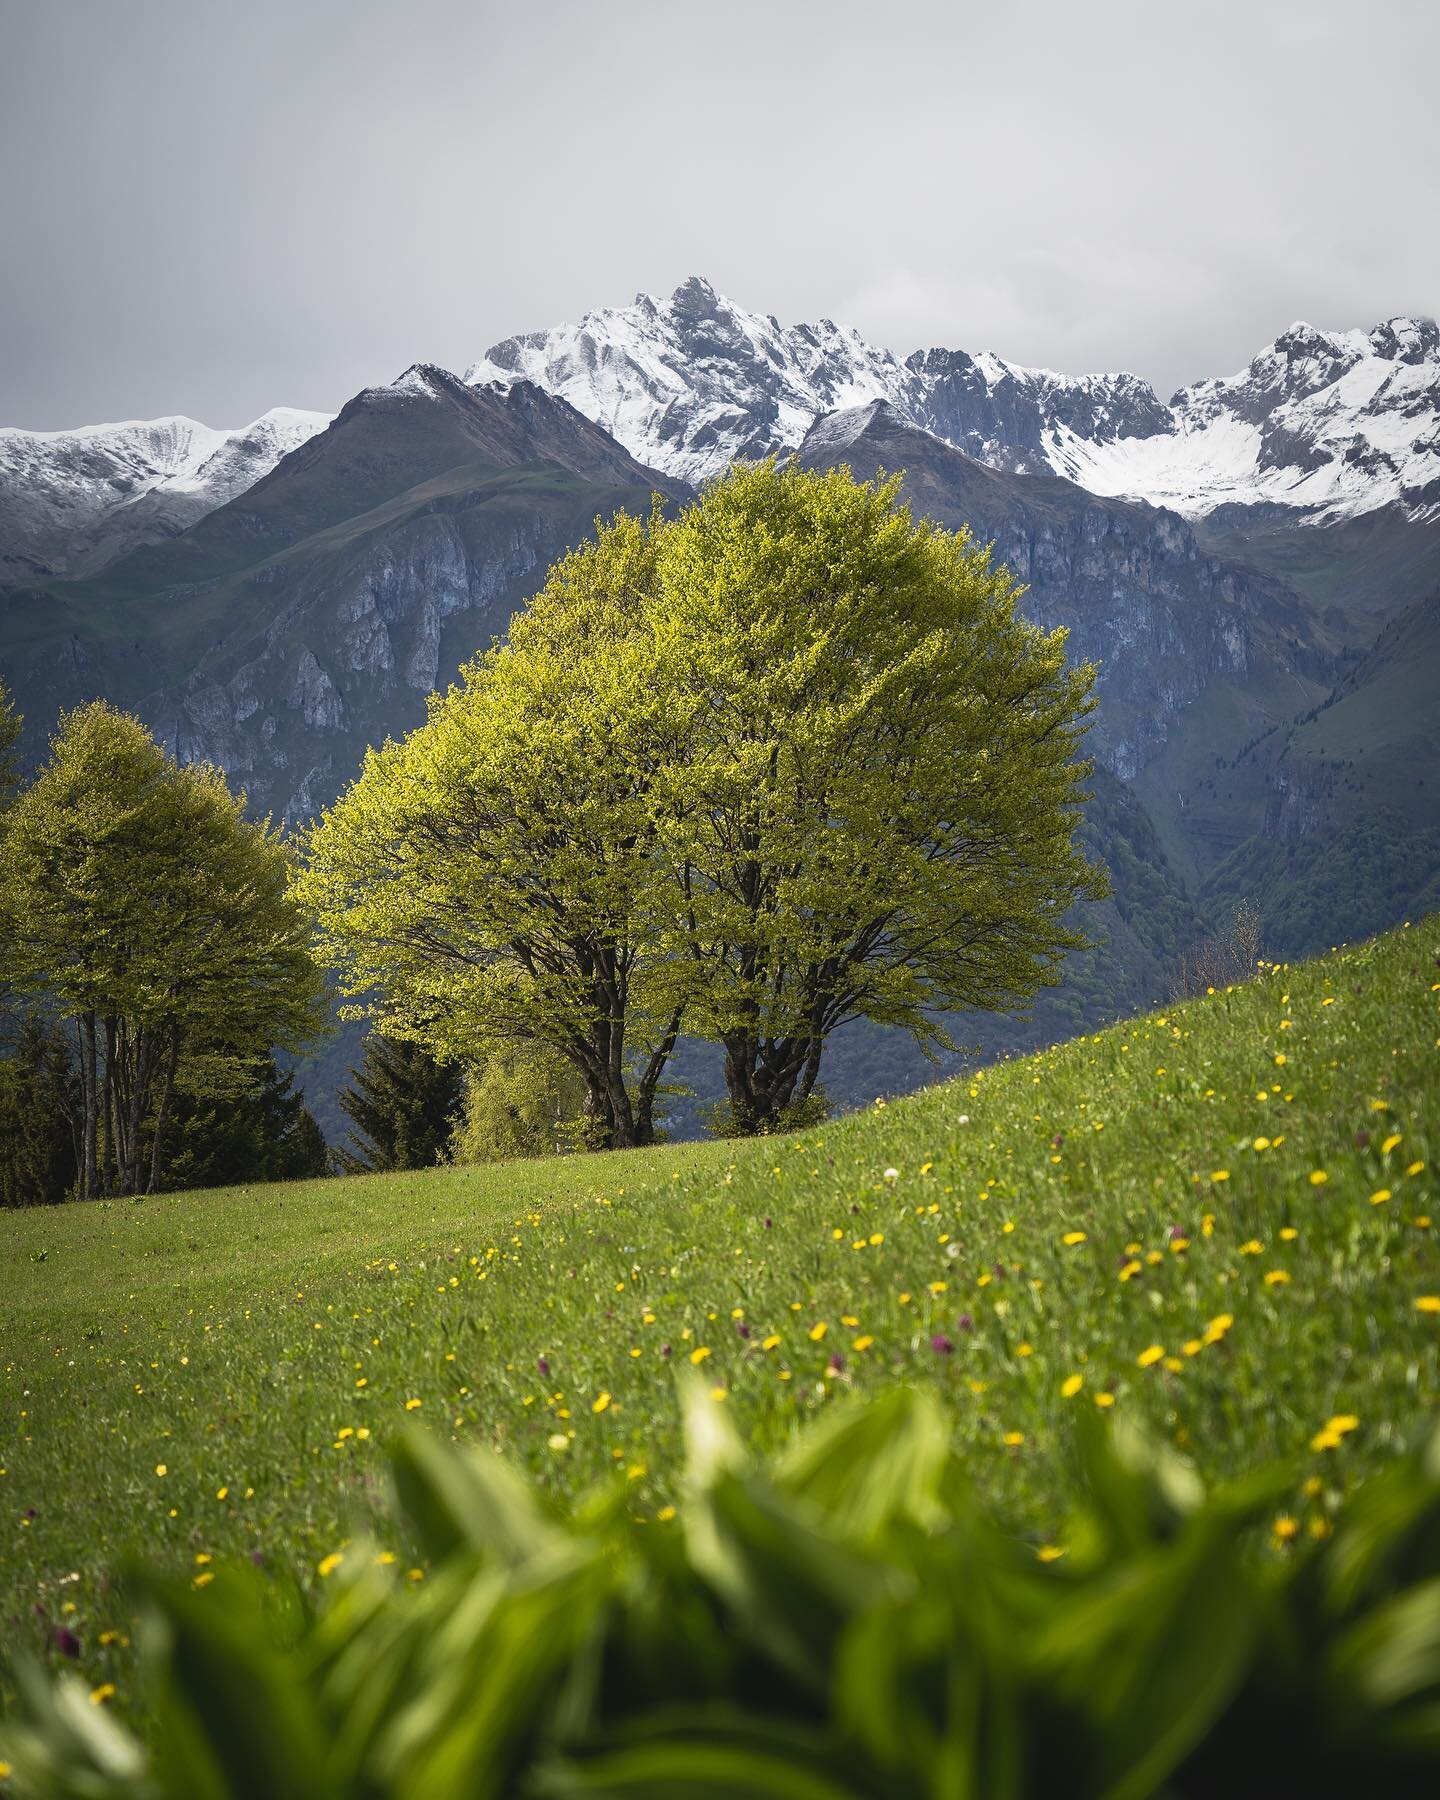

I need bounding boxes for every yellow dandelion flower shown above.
[1240,1239,1263,1255]
[1280,1227,1298,1240]
[1326,1414,1359,1435]
[928,1281,948,1295]
[1211,1170,1230,1183]
[1264,1269,1291,1286]
[1407,1160,1425,1176]
[1136,1345,1165,1368]
[689,1345,712,1364]
[1061,1373,1084,1397]
[89,1683,117,1705]
[1415,1296,1440,1314]
[592,1391,613,1412]
[404,1397,422,1411]
[1183,1339,1204,1357]
[852,1335,874,1352]
[1036,1544,1066,1562]
[1094,1392,1116,1409]
[1308,1170,1328,1187]
[656,1504,677,1522]
[154,1464,167,1478]
[1272,1515,1299,1542]
[1381,1133,1402,1155]
[317,1551,344,1578]
[1062,1231,1087,1247]
[807,1322,827,1342]
[1311,1428,1342,1452]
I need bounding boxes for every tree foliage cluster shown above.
[300,463,1104,1148]
[0,692,327,1203]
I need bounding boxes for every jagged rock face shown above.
[0,407,330,580]
[468,278,1440,523]
[163,505,560,822]
[795,402,1330,783]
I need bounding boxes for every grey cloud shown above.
[0,0,1435,428]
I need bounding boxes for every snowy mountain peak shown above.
[467,281,1440,523]
[0,404,331,580]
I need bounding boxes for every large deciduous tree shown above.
[300,465,1103,1145]
[297,510,686,1150]
[0,704,325,1197]
[652,461,1106,1132]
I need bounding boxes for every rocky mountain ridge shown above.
[469,277,1440,523]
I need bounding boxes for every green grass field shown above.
[3,919,1438,1720]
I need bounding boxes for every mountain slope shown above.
[0,369,680,822]
[0,406,330,581]
[469,278,1440,525]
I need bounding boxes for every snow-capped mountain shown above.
[467,278,1440,523]
[0,405,331,579]
[1047,318,1440,522]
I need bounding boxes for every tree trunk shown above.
[79,1012,99,1203]
[633,1006,683,1147]
[147,1029,179,1194]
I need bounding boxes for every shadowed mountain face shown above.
[794,401,1331,795]
[0,369,678,822]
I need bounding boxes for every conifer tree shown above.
[337,1034,463,1173]
[161,1057,330,1191]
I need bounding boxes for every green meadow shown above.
[3,918,1438,1719]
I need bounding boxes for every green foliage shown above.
[6,1387,1440,1797]
[1202,809,1440,959]
[0,1013,78,1207]
[161,1056,330,1192]
[337,1034,464,1174]
[300,465,1103,1143]
[449,1041,587,1163]
[0,703,326,1198]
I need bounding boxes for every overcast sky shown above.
[1,0,1436,429]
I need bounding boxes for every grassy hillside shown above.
[3,919,1437,1717]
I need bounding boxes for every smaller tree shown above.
[0,704,325,1197]
[337,1034,463,1173]
[0,1014,79,1206]
[161,1058,330,1192]
[1176,900,1263,998]
[449,1043,587,1164]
